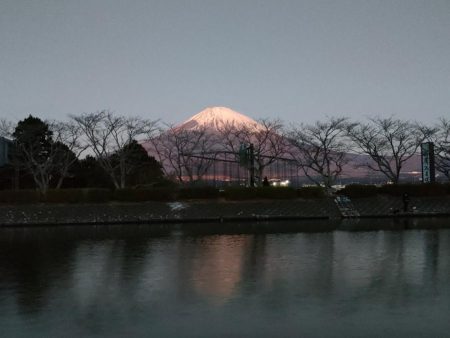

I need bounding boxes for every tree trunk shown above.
[55,168,68,189]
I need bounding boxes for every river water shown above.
[1,218,450,337]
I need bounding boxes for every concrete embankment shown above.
[0,199,340,227]
[0,196,449,227]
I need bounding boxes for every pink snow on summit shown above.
[176,106,262,131]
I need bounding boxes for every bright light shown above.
[269,179,290,187]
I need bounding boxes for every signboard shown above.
[421,142,435,183]
[238,143,248,166]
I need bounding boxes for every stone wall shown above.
[0,199,340,226]
[1,196,449,227]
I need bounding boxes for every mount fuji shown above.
[176,106,262,132]
[145,106,422,182]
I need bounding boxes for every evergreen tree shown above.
[12,115,55,193]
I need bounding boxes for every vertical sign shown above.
[421,142,435,183]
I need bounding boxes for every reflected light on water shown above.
[190,236,251,303]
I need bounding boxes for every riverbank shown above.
[1,196,450,227]
[0,199,338,227]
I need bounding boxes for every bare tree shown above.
[72,111,158,189]
[218,118,287,185]
[50,121,88,188]
[288,117,352,189]
[432,118,450,180]
[181,128,218,182]
[147,125,184,182]
[347,117,432,184]
[147,125,217,183]
[0,118,14,138]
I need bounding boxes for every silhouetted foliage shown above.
[50,121,87,188]
[296,186,326,198]
[111,140,164,188]
[44,188,112,203]
[11,115,55,193]
[72,111,158,188]
[67,156,113,189]
[338,183,450,197]
[50,141,78,188]
[5,111,450,193]
[222,187,297,200]
[336,184,379,197]
[0,164,15,190]
[113,188,175,202]
[178,186,220,199]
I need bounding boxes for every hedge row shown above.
[297,186,326,199]
[0,189,113,204]
[113,188,175,202]
[222,187,298,200]
[219,186,325,200]
[0,190,42,204]
[2,183,449,204]
[338,183,450,198]
[0,186,326,204]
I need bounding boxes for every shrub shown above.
[45,189,84,203]
[444,183,450,194]
[44,189,112,203]
[178,186,220,200]
[137,178,179,189]
[113,188,175,202]
[222,187,297,200]
[378,183,447,197]
[297,186,325,198]
[0,189,41,204]
[337,184,378,198]
[83,189,112,203]
[337,183,450,198]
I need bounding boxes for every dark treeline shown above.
[0,113,166,192]
[0,111,449,193]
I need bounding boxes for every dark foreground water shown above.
[1,218,450,337]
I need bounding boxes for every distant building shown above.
[0,137,12,167]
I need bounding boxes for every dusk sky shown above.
[1,0,449,124]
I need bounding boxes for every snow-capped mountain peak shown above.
[177,107,261,131]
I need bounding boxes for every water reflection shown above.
[187,236,250,302]
[1,220,450,337]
